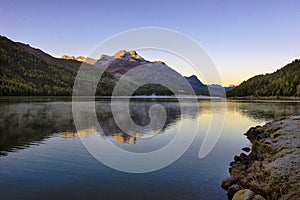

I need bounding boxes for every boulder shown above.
[221,175,239,190]
[234,155,241,161]
[227,184,243,199]
[239,153,248,160]
[232,189,255,200]
[252,194,266,200]
[242,147,251,152]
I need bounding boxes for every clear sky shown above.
[0,0,299,85]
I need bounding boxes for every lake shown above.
[0,99,299,200]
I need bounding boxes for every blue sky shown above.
[0,0,299,85]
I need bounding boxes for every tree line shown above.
[0,36,116,96]
[0,36,175,96]
[227,59,300,97]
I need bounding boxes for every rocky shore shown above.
[222,116,300,200]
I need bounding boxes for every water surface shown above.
[0,99,299,200]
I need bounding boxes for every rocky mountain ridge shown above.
[61,55,97,65]
[0,35,229,96]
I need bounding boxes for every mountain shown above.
[61,55,97,65]
[225,85,236,91]
[208,84,236,92]
[94,50,199,96]
[94,50,147,76]
[0,35,225,96]
[0,35,115,96]
[227,59,300,97]
[184,75,209,95]
[184,75,234,96]
[94,50,166,77]
[94,50,221,96]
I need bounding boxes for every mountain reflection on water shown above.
[60,101,183,145]
[0,99,300,155]
[62,129,137,144]
[0,100,185,154]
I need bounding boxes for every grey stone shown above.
[221,175,239,190]
[227,184,243,199]
[242,147,251,152]
[232,189,255,200]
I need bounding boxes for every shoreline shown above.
[221,116,300,200]
[1,95,300,100]
[228,96,300,101]
[0,95,223,102]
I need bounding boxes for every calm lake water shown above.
[0,99,300,200]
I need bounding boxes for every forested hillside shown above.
[0,36,213,97]
[0,36,115,96]
[5,35,295,98]
[227,59,300,97]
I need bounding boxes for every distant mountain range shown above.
[0,35,231,96]
[62,50,233,96]
[227,59,300,97]
[94,50,215,96]
[61,55,97,65]
[1,35,299,98]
